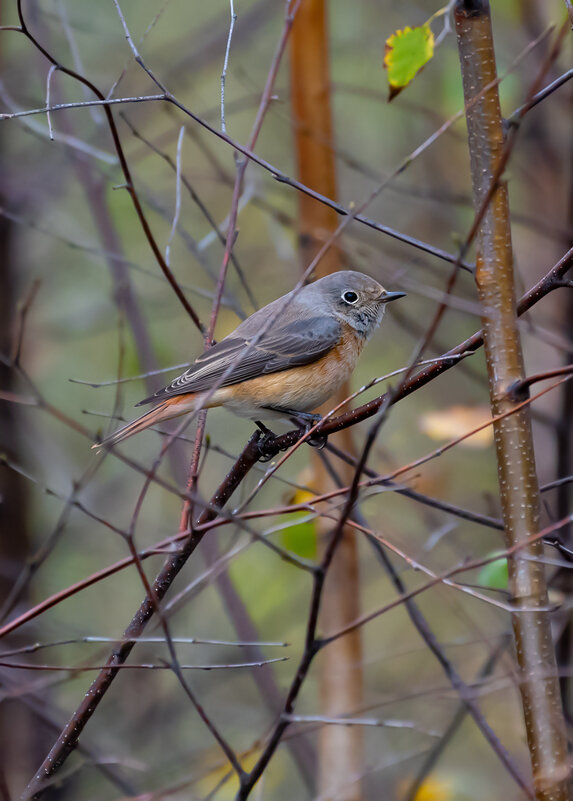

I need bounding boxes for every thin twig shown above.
[14,1,204,333]
[44,64,57,140]
[0,658,286,672]
[165,125,185,266]
[10,245,572,796]
[0,92,471,271]
[220,0,237,133]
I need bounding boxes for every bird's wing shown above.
[136,316,341,406]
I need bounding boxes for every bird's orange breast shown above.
[210,324,365,415]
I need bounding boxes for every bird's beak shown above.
[379,290,406,303]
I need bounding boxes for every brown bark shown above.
[455,3,570,799]
[0,187,38,801]
[0,7,49,791]
[554,75,573,722]
[290,2,364,799]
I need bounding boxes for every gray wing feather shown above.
[136,315,341,406]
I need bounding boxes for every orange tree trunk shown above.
[291,2,364,799]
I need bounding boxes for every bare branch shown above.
[220,0,237,133]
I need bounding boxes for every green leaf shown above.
[478,556,508,590]
[384,24,435,101]
[280,513,317,560]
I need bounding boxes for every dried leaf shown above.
[419,405,493,449]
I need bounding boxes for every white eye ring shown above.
[342,290,359,304]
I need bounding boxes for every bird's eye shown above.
[342,290,358,304]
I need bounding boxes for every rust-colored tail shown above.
[92,395,197,450]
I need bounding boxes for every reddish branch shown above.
[21,431,262,800]
[304,451,531,796]
[267,245,572,452]
[18,245,572,799]
[6,2,572,797]
[14,0,204,335]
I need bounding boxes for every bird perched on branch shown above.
[93,270,404,454]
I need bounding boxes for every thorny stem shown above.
[455,3,570,799]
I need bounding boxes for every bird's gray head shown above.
[306,270,405,337]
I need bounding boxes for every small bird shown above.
[93,271,404,451]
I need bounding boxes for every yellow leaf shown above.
[398,777,454,801]
[281,483,317,559]
[195,747,261,798]
[413,777,453,801]
[419,405,493,449]
[291,487,316,506]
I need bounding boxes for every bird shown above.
[93,270,405,452]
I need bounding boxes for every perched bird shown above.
[93,270,404,451]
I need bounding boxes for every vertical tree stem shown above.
[290,2,364,798]
[455,3,570,799]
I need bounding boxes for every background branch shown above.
[0,3,571,799]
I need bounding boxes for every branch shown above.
[0,94,473,272]
[265,246,573,453]
[14,1,205,335]
[316,455,530,796]
[20,432,263,801]
[16,245,572,799]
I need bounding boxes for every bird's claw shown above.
[256,429,280,463]
[255,413,327,460]
[290,415,327,450]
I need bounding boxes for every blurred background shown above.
[0,1,571,799]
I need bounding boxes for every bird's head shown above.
[309,270,405,337]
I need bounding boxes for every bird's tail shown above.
[92,394,198,450]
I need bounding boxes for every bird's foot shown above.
[289,413,327,450]
[257,408,328,453]
[255,421,280,463]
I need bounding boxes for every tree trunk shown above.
[455,3,570,798]
[291,2,364,799]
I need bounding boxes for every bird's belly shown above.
[211,335,363,420]
[220,377,335,420]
